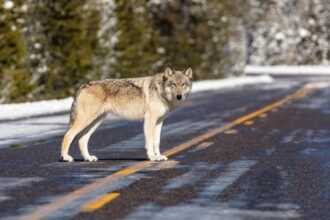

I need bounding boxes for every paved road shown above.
[0,77,330,219]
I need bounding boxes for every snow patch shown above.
[3,1,14,10]
[0,97,73,121]
[275,32,285,40]
[192,75,273,93]
[305,82,330,89]
[298,28,309,38]
[149,0,161,4]
[0,76,273,121]
[245,65,330,75]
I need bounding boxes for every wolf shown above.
[60,67,193,162]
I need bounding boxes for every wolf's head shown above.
[163,66,193,103]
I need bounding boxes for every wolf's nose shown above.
[177,94,182,100]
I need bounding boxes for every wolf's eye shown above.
[182,83,186,87]
[171,83,176,87]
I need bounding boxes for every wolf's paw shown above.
[148,154,157,161]
[61,155,74,162]
[149,155,168,161]
[148,154,168,161]
[84,155,98,162]
[154,154,168,161]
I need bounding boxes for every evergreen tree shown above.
[0,0,33,103]
[38,0,100,99]
[247,0,330,65]
[147,0,248,80]
[24,0,50,100]
[93,0,117,80]
[113,0,160,78]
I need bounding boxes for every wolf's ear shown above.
[184,67,193,80]
[164,66,174,78]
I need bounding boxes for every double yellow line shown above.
[19,84,312,220]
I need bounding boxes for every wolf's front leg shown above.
[144,115,156,160]
[144,115,164,161]
[154,121,168,161]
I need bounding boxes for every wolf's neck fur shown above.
[149,73,174,107]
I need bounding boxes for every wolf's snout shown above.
[176,94,182,100]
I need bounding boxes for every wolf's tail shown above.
[68,83,91,127]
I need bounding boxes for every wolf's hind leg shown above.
[78,115,105,162]
[61,114,89,162]
[61,127,78,162]
[60,102,104,162]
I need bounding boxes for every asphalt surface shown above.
[0,77,330,220]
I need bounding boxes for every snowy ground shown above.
[0,115,71,148]
[0,75,273,148]
[0,115,118,148]
[245,65,330,75]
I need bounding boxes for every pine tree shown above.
[38,0,100,99]
[113,0,160,78]
[0,0,33,103]
[247,0,330,65]
[93,0,117,80]
[148,0,243,80]
[24,0,50,100]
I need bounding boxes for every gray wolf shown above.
[60,67,193,162]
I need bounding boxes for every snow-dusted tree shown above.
[112,0,160,78]
[148,0,248,80]
[37,0,101,99]
[0,0,34,103]
[93,0,117,79]
[24,0,50,100]
[296,0,329,64]
[247,0,330,65]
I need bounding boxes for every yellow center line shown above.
[81,160,179,212]
[19,84,312,220]
[224,129,238,134]
[244,120,254,125]
[116,169,137,175]
[155,160,180,169]
[195,141,214,150]
[81,193,120,212]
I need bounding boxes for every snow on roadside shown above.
[305,81,330,89]
[245,65,330,75]
[0,75,273,121]
[191,75,273,93]
[0,97,74,121]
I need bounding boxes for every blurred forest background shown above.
[0,0,329,103]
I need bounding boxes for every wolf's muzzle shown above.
[176,94,182,100]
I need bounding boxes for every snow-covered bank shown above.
[0,97,74,121]
[191,75,273,93]
[0,75,273,121]
[245,65,330,75]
